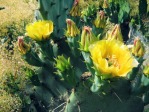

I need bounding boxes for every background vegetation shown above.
[0,0,37,111]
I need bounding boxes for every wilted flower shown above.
[132,37,145,57]
[89,40,138,77]
[18,36,30,54]
[70,0,81,16]
[65,19,80,37]
[103,0,109,9]
[80,26,97,52]
[94,10,106,28]
[26,20,53,41]
[55,55,71,72]
[106,24,123,42]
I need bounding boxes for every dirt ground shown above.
[0,0,37,26]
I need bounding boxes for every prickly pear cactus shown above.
[65,78,144,112]
[36,0,74,38]
[18,0,149,112]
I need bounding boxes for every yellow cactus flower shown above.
[26,20,53,41]
[89,40,138,77]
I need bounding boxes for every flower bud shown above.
[18,36,30,54]
[106,24,123,42]
[103,0,109,9]
[55,55,71,72]
[81,5,97,18]
[80,26,97,52]
[70,0,81,16]
[65,19,80,37]
[94,10,106,28]
[132,37,145,57]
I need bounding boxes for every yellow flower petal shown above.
[26,20,53,41]
[89,40,138,77]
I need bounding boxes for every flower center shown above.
[106,55,120,68]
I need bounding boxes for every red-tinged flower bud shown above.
[18,36,30,54]
[65,19,80,37]
[103,0,109,9]
[80,26,97,52]
[94,10,106,28]
[132,37,145,57]
[106,24,123,42]
[70,0,81,16]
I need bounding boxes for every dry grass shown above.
[0,0,37,83]
[0,41,34,111]
[0,1,37,111]
[0,0,37,26]
[0,89,22,112]
[0,42,28,85]
[0,0,37,36]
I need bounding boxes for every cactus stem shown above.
[57,29,60,33]
[45,11,48,14]
[56,15,61,19]
[41,82,57,98]
[64,7,69,11]
[50,2,56,6]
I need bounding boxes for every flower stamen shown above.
[106,55,120,68]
